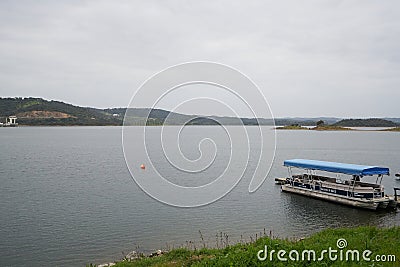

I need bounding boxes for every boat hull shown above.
[281,184,382,210]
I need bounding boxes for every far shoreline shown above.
[3,125,400,132]
[276,125,354,131]
[276,125,400,132]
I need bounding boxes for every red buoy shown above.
[140,164,145,170]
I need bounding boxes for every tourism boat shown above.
[279,159,394,210]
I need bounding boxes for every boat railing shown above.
[292,174,350,185]
[355,181,381,189]
[291,174,381,193]
[292,174,383,188]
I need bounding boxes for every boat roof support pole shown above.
[394,188,400,202]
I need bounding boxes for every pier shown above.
[275,177,287,185]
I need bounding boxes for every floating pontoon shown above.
[280,159,394,210]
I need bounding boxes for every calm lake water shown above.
[1,126,400,266]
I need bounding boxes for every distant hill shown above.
[0,98,282,126]
[0,97,122,125]
[279,117,341,125]
[385,118,400,124]
[333,118,399,127]
[2,97,400,127]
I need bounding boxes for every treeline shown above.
[2,97,400,127]
[0,97,122,126]
[333,118,399,127]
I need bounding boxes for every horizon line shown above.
[1,96,399,119]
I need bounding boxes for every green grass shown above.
[382,127,400,132]
[276,125,308,130]
[275,125,354,131]
[101,226,400,267]
[312,125,353,131]
[17,99,42,109]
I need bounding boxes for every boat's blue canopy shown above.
[284,159,389,176]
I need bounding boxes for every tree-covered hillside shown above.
[2,97,400,127]
[333,118,399,127]
[0,97,122,125]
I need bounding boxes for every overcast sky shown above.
[0,0,399,117]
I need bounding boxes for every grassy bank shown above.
[276,125,353,131]
[103,226,400,266]
[275,125,308,130]
[382,127,400,132]
[312,125,353,131]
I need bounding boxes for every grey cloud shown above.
[0,0,399,117]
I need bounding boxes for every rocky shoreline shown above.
[95,249,166,267]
